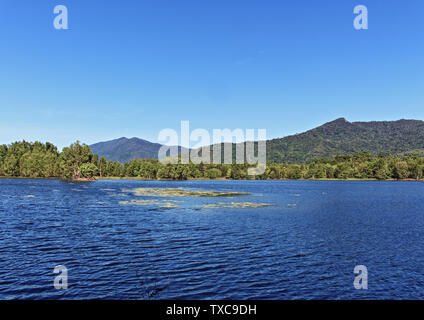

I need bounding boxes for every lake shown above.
[1,178,424,299]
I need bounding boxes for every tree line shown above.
[2,141,424,181]
[0,141,97,180]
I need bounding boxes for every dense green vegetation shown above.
[2,140,424,181]
[0,141,98,180]
[98,152,424,180]
[266,118,424,163]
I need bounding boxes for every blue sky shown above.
[0,0,423,149]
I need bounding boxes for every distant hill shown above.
[90,118,424,164]
[267,118,424,163]
[90,137,188,163]
[90,137,163,163]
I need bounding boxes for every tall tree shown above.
[98,156,107,177]
[59,141,94,180]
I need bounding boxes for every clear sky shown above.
[0,0,423,149]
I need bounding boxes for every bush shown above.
[206,168,222,179]
[80,163,98,178]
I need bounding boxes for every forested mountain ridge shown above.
[0,117,420,181]
[90,118,424,164]
[266,118,424,163]
[2,140,424,181]
[2,118,423,177]
[90,137,189,163]
[90,137,163,163]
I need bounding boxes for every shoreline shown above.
[1,176,423,182]
[96,177,424,182]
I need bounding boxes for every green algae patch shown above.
[195,202,273,209]
[131,187,249,198]
[119,199,180,208]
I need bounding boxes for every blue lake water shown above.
[1,178,424,300]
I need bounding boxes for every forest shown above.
[1,140,424,181]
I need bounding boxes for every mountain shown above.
[267,118,424,163]
[90,137,163,163]
[90,118,424,164]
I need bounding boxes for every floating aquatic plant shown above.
[119,199,180,208]
[195,202,273,209]
[131,188,250,198]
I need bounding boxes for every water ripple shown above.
[1,179,424,299]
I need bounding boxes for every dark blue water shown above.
[1,179,424,300]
